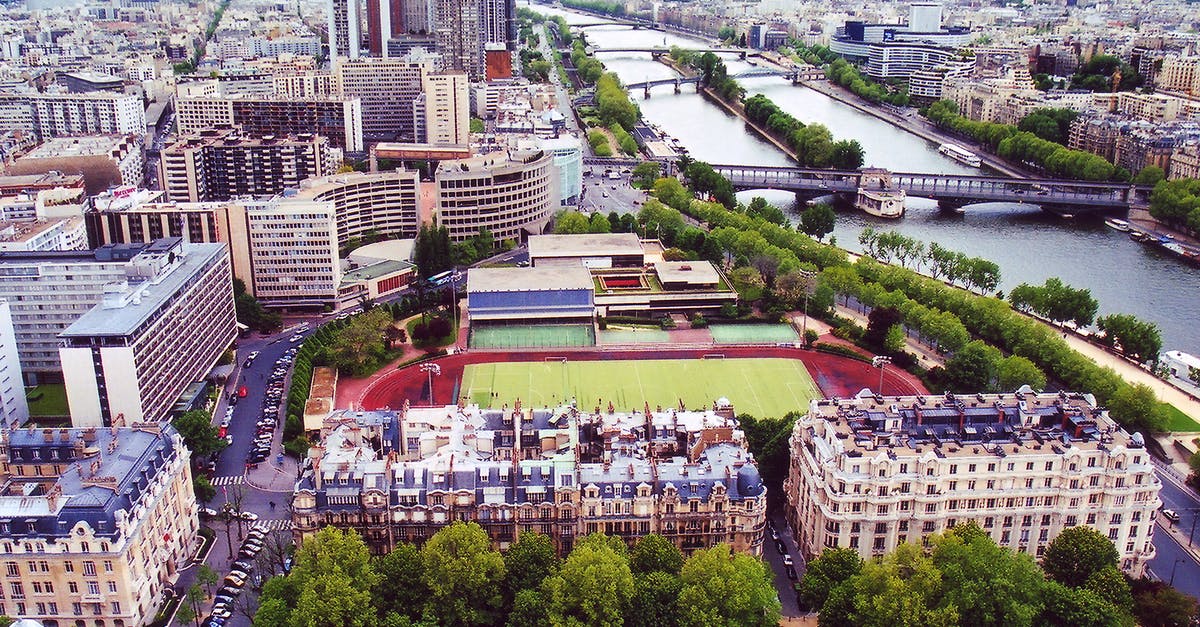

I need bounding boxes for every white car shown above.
[238,511,259,522]
[782,555,794,567]
[289,335,303,343]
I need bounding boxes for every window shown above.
[107,582,116,594]
[875,522,887,534]
[111,602,121,614]
[874,537,886,550]
[103,560,112,573]
[64,561,73,573]
[68,582,78,594]
[922,521,936,533]
[82,562,95,576]
[4,563,16,577]
[8,583,22,600]
[86,582,99,596]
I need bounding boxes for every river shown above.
[532,4,1200,356]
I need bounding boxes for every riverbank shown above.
[797,79,1030,178]
[698,86,803,163]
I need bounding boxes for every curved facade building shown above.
[295,170,421,242]
[434,149,557,242]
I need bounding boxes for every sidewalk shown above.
[1058,330,1200,421]
[245,451,300,493]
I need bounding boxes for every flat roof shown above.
[528,233,643,259]
[60,242,226,338]
[654,261,720,285]
[348,239,414,264]
[340,259,415,283]
[21,136,131,159]
[468,265,593,293]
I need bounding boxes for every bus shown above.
[426,270,455,287]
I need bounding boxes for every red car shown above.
[238,385,248,398]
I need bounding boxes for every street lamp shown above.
[1171,558,1186,586]
[420,363,442,405]
[797,270,817,344]
[872,356,892,395]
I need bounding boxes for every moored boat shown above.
[1104,218,1130,231]
[938,143,982,168]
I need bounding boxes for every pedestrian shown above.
[269,501,276,511]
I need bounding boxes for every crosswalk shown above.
[211,475,245,486]
[254,519,292,531]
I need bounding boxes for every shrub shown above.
[428,316,453,338]
[691,313,708,329]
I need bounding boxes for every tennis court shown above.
[710,324,799,344]
[598,328,671,344]
[460,357,819,418]
[470,324,595,349]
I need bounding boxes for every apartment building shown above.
[1169,143,1200,180]
[418,71,469,145]
[785,391,1161,576]
[0,92,145,140]
[59,239,236,427]
[159,127,341,202]
[1156,56,1200,96]
[238,198,340,308]
[434,0,483,80]
[273,73,336,99]
[7,136,144,195]
[327,0,363,60]
[0,217,87,252]
[0,242,151,383]
[293,403,767,556]
[0,302,27,428]
[335,57,431,142]
[294,170,421,243]
[434,148,557,241]
[0,424,199,627]
[175,88,364,152]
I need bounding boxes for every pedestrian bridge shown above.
[709,165,1150,211]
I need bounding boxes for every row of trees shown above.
[413,225,498,277]
[1008,277,1100,329]
[783,39,840,67]
[826,58,911,107]
[569,40,604,85]
[857,229,1001,294]
[1148,177,1200,233]
[1095,313,1164,365]
[743,94,866,170]
[1071,54,1143,93]
[653,162,1172,433]
[801,524,1195,627]
[560,0,626,16]
[924,100,1123,181]
[1016,107,1078,146]
[594,73,640,131]
[254,524,780,627]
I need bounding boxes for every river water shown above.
[533,5,1200,356]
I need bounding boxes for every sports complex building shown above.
[465,234,738,347]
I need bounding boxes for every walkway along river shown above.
[533,4,1200,356]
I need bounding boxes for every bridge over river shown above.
[710,164,1150,212]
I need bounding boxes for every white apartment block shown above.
[294,170,421,242]
[0,301,28,428]
[420,71,469,146]
[0,217,87,252]
[0,243,149,382]
[25,92,145,140]
[240,199,341,307]
[335,57,431,141]
[175,92,364,152]
[1156,56,1200,96]
[59,239,237,427]
[786,391,1162,577]
[274,73,336,99]
[327,0,363,59]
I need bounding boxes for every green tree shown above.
[1105,383,1168,433]
[420,522,507,626]
[997,355,1047,391]
[931,523,1046,626]
[1039,581,1131,627]
[1042,526,1120,588]
[554,211,591,234]
[373,543,428,621]
[630,534,684,575]
[328,308,392,376]
[192,474,216,504]
[677,544,780,627]
[631,161,662,189]
[507,589,549,627]
[504,533,560,596]
[798,547,863,611]
[196,563,220,597]
[800,203,837,241]
[469,117,485,133]
[629,571,682,627]
[172,409,226,457]
[588,212,613,233]
[818,543,957,627]
[1131,165,1165,186]
[293,572,378,627]
[1130,578,1199,627]
[542,533,634,627]
[944,340,1002,392]
[1084,566,1134,613]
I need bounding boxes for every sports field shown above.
[470,324,595,348]
[709,324,799,344]
[459,357,819,418]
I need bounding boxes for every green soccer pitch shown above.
[459,358,820,419]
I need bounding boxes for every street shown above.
[580,168,647,215]
[1148,464,1200,598]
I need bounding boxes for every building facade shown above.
[327,0,363,60]
[434,149,557,241]
[292,403,767,556]
[1156,56,1200,96]
[7,136,144,196]
[0,301,27,428]
[175,92,364,152]
[0,243,150,383]
[434,0,483,80]
[295,170,421,243]
[239,199,341,308]
[335,57,431,142]
[419,71,469,146]
[0,93,145,140]
[785,391,1161,576]
[159,128,341,203]
[59,240,237,426]
[0,424,198,627]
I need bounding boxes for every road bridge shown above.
[709,165,1150,212]
[588,46,747,58]
[625,68,801,96]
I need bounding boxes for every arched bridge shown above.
[589,46,747,58]
[625,68,801,94]
[710,165,1151,211]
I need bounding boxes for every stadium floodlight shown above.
[420,363,442,405]
[871,356,892,395]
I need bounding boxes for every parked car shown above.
[782,554,794,567]
[239,511,259,522]
[199,507,219,519]
[1163,509,1181,523]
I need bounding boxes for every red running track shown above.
[353,347,929,412]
